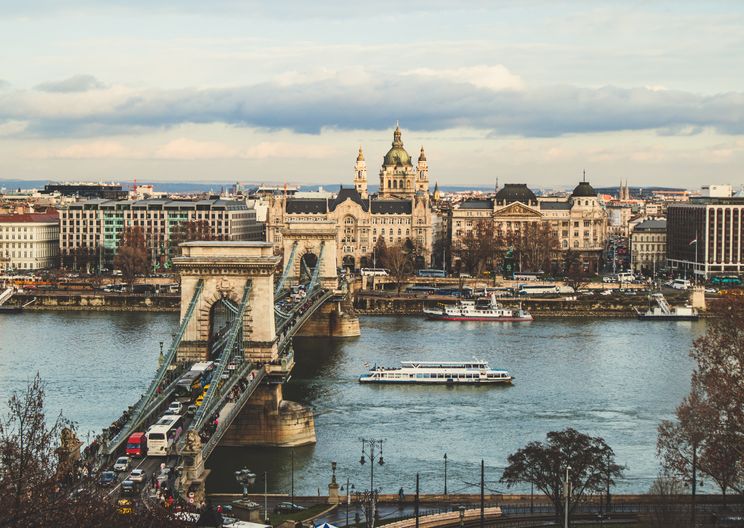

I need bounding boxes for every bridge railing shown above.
[274,241,298,296]
[105,279,204,455]
[277,289,334,353]
[200,367,266,460]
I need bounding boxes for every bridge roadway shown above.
[96,262,342,515]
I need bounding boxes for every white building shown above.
[0,211,60,271]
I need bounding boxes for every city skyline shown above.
[1,1,744,188]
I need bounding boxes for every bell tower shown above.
[354,146,368,199]
[417,146,429,193]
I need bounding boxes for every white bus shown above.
[517,284,560,295]
[145,414,184,457]
[513,272,545,282]
[672,279,691,290]
[616,272,634,283]
[360,268,389,277]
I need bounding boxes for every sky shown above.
[1,0,744,190]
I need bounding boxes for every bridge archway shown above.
[280,221,338,290]
[174,242,281,364]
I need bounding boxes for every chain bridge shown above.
[101,222,359,502]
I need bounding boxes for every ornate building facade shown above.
[450,180,609,273]
[267,127,433,270]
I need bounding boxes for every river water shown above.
[0,312,702,496]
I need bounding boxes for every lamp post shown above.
[234,467,257,498]
[291,448,295,507]
[264,471,269,524]
[443,453,448,496]
[359,439,385,528]
[564,466,572,528]
[340,478,355,527]
[458,506,465,528]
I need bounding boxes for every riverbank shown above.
[5,291,179,312]
[354,292,705,318]
[2,289,710,317]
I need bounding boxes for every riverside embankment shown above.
[354,291,700,317]
[6,291,179,312]
[3,288,706,317]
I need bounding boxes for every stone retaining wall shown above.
[8,292,180,312]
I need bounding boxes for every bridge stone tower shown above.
[281,221,339,290]
[174,241,281,363]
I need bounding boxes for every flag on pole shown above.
[689,238,698,245]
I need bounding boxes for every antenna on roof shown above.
[582,169,586,182]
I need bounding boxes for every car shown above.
[600,289,613,296]
[274,502,305,514]
[168,401,183,414]
[99,471,117,487]
[128,468,146,483]
[120,479,137,495]
[602,276,614,283]
[117,498,134,515]
[186,404,198,416]
[705,287,718,294]
[113,456,130,472]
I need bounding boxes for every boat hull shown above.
[359,377,512,385]
[0,306,22,313]
[637,314,699,321]
[425,313,532,322]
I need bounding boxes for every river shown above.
[0,312,702,496]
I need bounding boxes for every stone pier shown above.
[219,383,316,447]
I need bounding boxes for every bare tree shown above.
[0,374,179,527]
[382,241,414,294]
[456,220,497,276]
[647,473,688,528]
[501,428,623,526]
[114,226,149,289]
[562,249,591,291]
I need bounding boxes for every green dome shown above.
[383,126,412,167]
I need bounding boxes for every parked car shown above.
[274,502,305,514]
[113,456,130,472]
[128,468,146,483]
[167,401,183,415]
[99,471,117,487]
[600,289,612,296]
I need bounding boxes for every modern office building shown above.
[60,198,261,269]
[667,196,744,278]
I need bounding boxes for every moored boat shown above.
[358,360,513,385]
[423,294,532,322]
[636,293,699,321]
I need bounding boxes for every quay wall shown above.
[354,292,706,318]
[7,292,179,312]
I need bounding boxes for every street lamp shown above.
[443,453,448,496]
[263,472,269,523]
[458,506,466,528]
[234,467,256,498]
[359,439,385,528]
[564,466,572,528]
[340,478,355,527]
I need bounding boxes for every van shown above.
[125,432,147,457]
[672,279,691,290]
[167,401,183,415]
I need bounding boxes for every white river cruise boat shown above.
[358,360,513,385]
[423,294,533,322]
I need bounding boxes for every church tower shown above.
[416,146,429,193]
[354,146,368,198]
[379,124,417,198]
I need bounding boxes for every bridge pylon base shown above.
[295,299,360,338]
[219,383,316,447]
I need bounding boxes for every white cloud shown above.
[407,65,525,91]
[154,138,237,159]
[28,140,143,159]
[0,120,28,136]
[242,141,336,159]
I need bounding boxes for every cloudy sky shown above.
[1,0,743,189]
